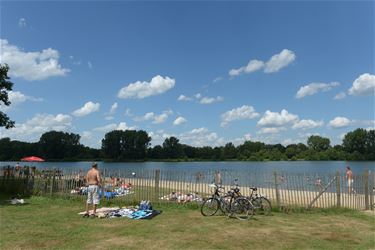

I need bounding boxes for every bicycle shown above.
[229,179,271,216]
[200,184,254,220]
[247,187,272,215]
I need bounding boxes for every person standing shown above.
[83,163,101,218]
[346,166,354,194]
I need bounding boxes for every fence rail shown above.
[1,167,374,211]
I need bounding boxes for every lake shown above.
[1,161,374,175]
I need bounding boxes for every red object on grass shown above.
[20,156,45,162]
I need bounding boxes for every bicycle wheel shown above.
[253,197,272,215]
[201,198,220,216]
[231,197,253,220]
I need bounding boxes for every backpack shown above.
[139,200,152,210]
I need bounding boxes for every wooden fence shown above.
[1,168,374,210]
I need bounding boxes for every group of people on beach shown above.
[1,163,36,178]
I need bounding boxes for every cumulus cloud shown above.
[179,127,225,147]
[72,101,100,117]
[0,39,70,81]
[117,75,175,99]
[296,82,340,99]
[229,60,264,77]
[228,49,295,77]
[257,109,299,128]
[0,113,72,141]
[328,116,351,128]
[178,93,223,105]
[221,105,259,127]
[264,49,296,73]
[93,122,136,132]
[348,73,375,96]
[109,102,118,115]
[134,110,173,124]
[292,119,324,130]
[173,116,187,126]
[257,127,287,134]
[18,18,26,28]
[0,91,43,111]
[177,95,193,101]
[334,92,346,100]
[199,96,223,104]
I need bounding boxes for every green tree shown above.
[101,130,151,160]
[342,128,367,154]
[39,131,81,159]
[0,64,15,129]
[307,135,331,151]
[223,142,237,159]
[162,136,184,159]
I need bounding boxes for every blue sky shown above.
[0,1,374,148]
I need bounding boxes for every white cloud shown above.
[257,109,299,128]
[199,96,223,104]
[117,75,175,99]
[220,105,260,127]
[1,91,43,111]
[229,60,264,77]
[296,82,340,99]
[173,116,187,126]
[228,49,295,77]
[328,117,351,128]
[177,95,193,101]
[264,49,296,73]
[179,127,224,147]
[93,122,136,132]
[109,102,118,115]
[195,93,202,99]
[292,119,324,130]
[104,116,114,121]
[135,110,173,124]
[213,77,223,83]
[257,127,287,134]
[72,101,100,117]
[88,61,93,69]
[18,18,26,28]
[0,39,70,81]
[334,92,346,100]
[348,73,375,96]
[0,113,72,141]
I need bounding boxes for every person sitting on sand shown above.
[83,163,101,218]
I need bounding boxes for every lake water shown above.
[1,161,374,175]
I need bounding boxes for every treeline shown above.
[0,128,374,161]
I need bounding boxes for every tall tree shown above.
[307,135,331,151]
[342,128,368,154]
[101,130,151,160]
[0,64,15,128]
[39,131,81,159]
[162,136,184,159]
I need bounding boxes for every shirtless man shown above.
[346,166,354,194]
[83,163,101,218]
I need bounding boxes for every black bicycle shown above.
[201,184,254,220]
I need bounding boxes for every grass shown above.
[0,195,374,250]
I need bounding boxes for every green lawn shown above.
[0,196,374,250]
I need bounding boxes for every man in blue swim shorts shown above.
[83,162,101,218]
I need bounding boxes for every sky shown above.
[0,1,374,149]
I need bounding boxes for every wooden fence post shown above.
[371,171,374,211]
[364,169,369,210]
[274,171,280,208]
[154,169,160,202]
[336,171,341,207]
[50,169,56,197]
